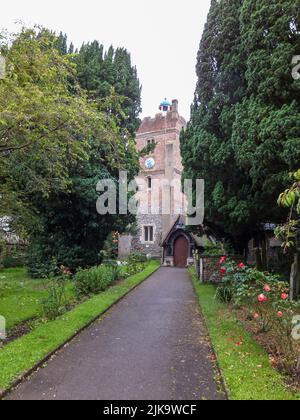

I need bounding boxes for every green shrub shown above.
[26,240,99,278]
[0,244,26,269]
[215,258,248,304]
[0,253,25,268]
[110,262,123,282]
[130,252,148,263]
[215,278,235,304]
[27,247,60,279]
[74,265,114,299]
[101,259,124,282]
[126,253,147,276]
[41,279,67,321]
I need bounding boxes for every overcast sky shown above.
[2,0,211,120]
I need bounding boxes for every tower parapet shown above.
[137,100,186,135]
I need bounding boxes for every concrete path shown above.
[7,268,225,400]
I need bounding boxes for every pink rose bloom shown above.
[264,285,271,293]
[219,256,226,265]
[281,293,288,301]
[277,311,283,318]
[258,294,267,303]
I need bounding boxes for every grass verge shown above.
[0,260,160,394]
[190,268,298,401]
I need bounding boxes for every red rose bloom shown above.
[281,293,288,301]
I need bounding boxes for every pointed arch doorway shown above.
[174,235,189,268]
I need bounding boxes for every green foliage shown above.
[74,254,147,299]
[109,261,124,283]
[126,252,147,276]
[215,258,300,374]
[41,278,67,321]
[74,265,115,298]
[0,267,75,330]
[76,42,142,136]
[0,28,96,228]
[27,250,61,279]
[202,237,228,256]
[0,27,142,274]
[276,169,300,252]
[0,245,25,269]
[181,0,300,251]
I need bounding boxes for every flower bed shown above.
[216,257,300,385]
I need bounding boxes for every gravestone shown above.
[118,234,132,259]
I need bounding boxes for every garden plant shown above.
[216,257,300,376]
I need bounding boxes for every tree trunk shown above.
[261,237,268,272]
[296,252,300,299]
[255,247,263,271]
[290,252,300,301]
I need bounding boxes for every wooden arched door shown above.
[174,236,188,268]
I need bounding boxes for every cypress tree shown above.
[76,42,141,135]
[56,31,68,55]
[181,0,300,253]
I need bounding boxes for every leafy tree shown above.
[76,42,142,135]
[181,0,300,254]
[0,28,141,273]
[0,28,95,234]
[27,111,139,273]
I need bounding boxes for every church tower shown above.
[131,99,187,258]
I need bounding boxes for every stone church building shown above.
[118,99,203,267]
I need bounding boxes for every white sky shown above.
[1,0,211,120]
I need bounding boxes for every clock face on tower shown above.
[145,158,155,170]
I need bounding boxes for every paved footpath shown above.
[7,268,226,400]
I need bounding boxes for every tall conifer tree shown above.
[76,42,141,135]
[181,0,300,253]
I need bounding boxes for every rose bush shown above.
[215,258,300,374]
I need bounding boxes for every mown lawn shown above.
[0,268,75,331]
[190,269,299,401]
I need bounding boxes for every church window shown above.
[147,177,152,189]
[144,226,154,242]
